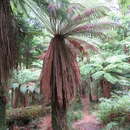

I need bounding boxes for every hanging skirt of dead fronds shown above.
[0,0,19,83]
[41,35,81,107]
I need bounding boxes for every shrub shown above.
[98,93,130,124]
[102,122,120,130]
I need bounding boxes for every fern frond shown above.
[116,75,130,86]
[71,22,117,33]
[61,6,110,34]
[66,31,108,40]
[23,0,55,34]
[11,0,29,16]
[104,73,118,84]
[72,6,109,21]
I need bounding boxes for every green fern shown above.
[80,55,130,86]
[98,93,130,124]
[11,69,41,93]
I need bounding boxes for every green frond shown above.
[104,73,119,84]
[11,0,28,15]
[116,75,130,86]
[92,71,105,80]
[73,22,117,33]
[61,6,110,34]
[72,6,109,21]
[106,55,130,63]
[18,0,115,39]
[66,30,108,40]
[24,0,54,34]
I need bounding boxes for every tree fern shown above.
[17,0,118,129]
[81,55,130,86]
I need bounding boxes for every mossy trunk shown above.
[0,83,6,130]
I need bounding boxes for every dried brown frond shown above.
[41,35,80,107]
[68,37,99,53]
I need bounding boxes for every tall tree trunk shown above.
[51,65,68,130]
[0,82,6,130]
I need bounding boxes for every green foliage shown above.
[11,69,41,93]
[104,73,118,84]
[92,71,104,80]
[31,60,43,68]
[7,105,50,126]
[67,110,82,126]
[112,13,130,41]
[80,64,93,79]
[80,54,130,86]
[12,69,40,84]
[10,3,50,68]
[67,99,83,128]
[16,14,47,68]
[102,122,120,130]
[118,0,130,15]
[98,93,130,124]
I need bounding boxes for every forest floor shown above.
[38,96,102,130]
[11,96,102,130]
[73,96,102,130]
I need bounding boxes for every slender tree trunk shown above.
[0,82,6,130]
[13,88,19,108]
[11,88,14,107]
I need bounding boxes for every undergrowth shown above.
[67,98,83,129]
[98,93,130,129]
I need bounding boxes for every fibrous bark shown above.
[0,83,6,130]
[100,79,112,98]
[41,35,80,130]
[0,0,20,128]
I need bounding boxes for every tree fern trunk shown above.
[101,79,111,98]
[51,65,68,130]
[0,83,6,130]
[42,35,80,130]
[51,86,68,130]
[51,36,69,130]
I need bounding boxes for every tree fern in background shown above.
[81,54,130,86]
